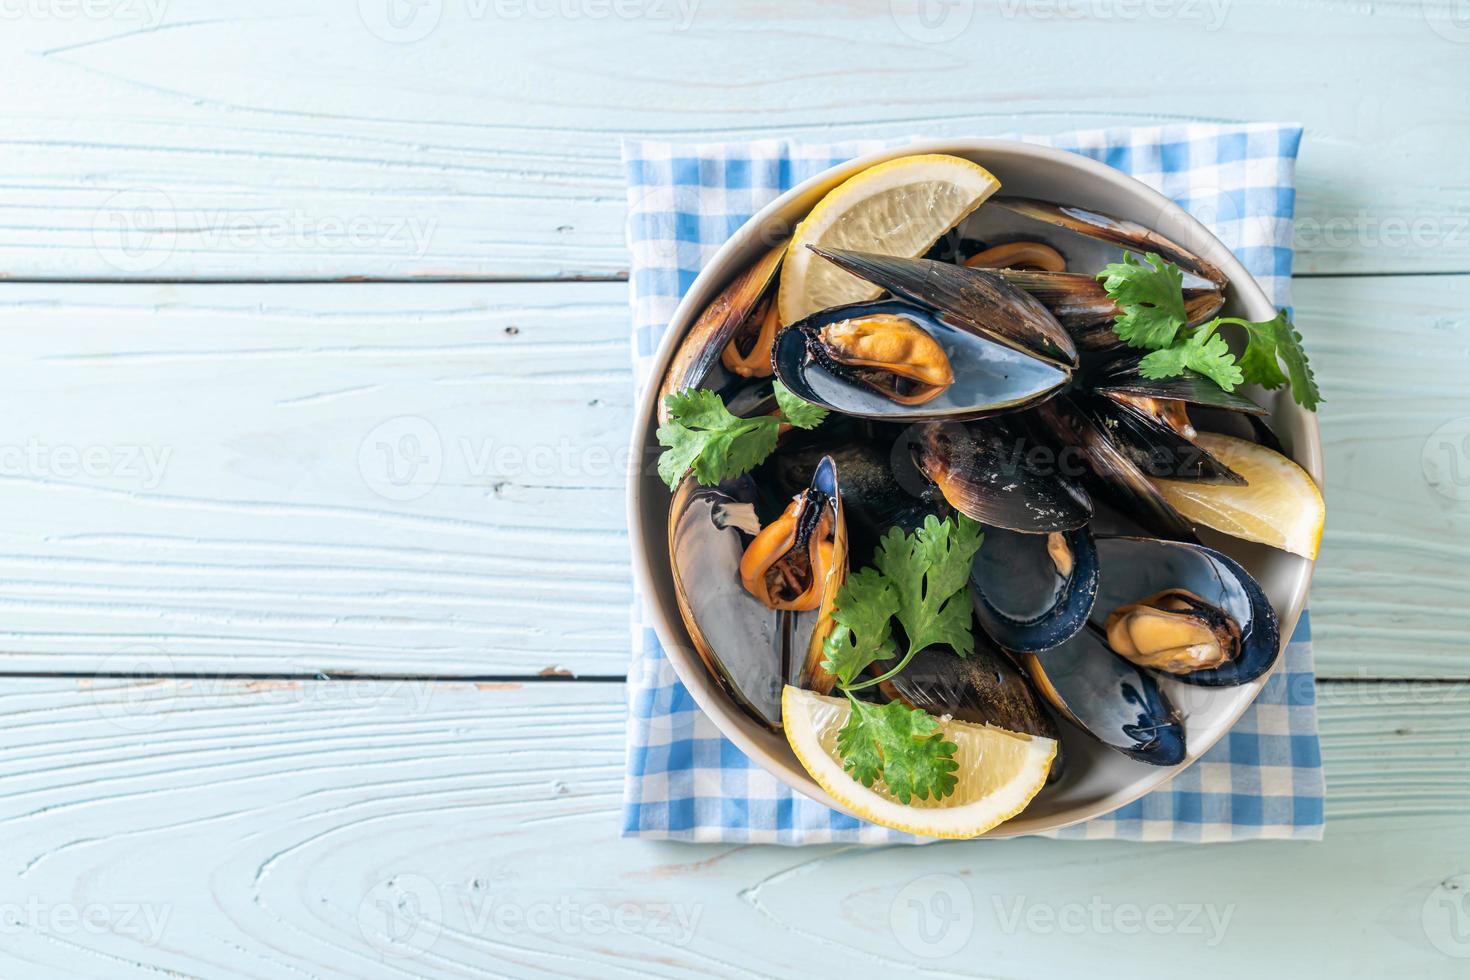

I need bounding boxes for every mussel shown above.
[668,456,846,728]
[954,196,1228,340]
[880,642,1058,742]
[772,247,1078,421]
[1018,628,1186,766]
[969,525,1099,654]
[658,243,784,423]
[1091,536,1280,686]
[909,419,1092,533]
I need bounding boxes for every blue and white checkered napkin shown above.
[623,124,1324,844]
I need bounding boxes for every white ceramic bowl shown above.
[627,139,1321,837]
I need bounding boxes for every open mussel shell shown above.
[657,242,785,424]
[667,457,846,729]
[1091,536,1280,686]
[910,419,1092,533]
[1018,629,1186,766]
[970,526,1099,654]
[808,246,1078,366]
[774,299,1071,422]
[980,197,1228,290]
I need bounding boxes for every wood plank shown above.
[1,0,1466,280]
[0,275,1463,678]
[0,678,1463,979]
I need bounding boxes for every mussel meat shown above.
[1091,536,1280,686]
[809,312,955,405]
[1104,589,1241,674]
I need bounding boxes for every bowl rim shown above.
[625,137,1321,838]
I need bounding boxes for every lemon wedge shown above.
[777,154,1001,326]
[1154,432,1325,560]
[781,686,1055,839]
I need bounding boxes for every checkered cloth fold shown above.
[623,125,1324,844]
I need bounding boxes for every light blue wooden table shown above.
[0,3,1467,977]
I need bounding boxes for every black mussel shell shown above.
[1092,536,1281,686]
[774,299,1071,421]
[986,197,1228,290]
[970,525,1099,654]
[1019,628,1186,766]
[1031,394,1198,542]
[910,419,1092,533]
[882,642,1058,742]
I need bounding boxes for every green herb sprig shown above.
[819,514,985,804]
[1097,252,1322,410]
[656,381,827,490]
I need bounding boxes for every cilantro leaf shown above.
[874,513,985,658]
[1097,252,1187,349]
[1205,311,1323,411]
[657,383,831,490]
[656,389,779,489]
[1273,315,1322,411]
[1234,314,1290,391]
[836,696,959,804]
[821,568,899,687]
[773,380,829,430]
[1137,325,1244,391]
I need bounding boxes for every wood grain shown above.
[0,678,1462,979]
[0,277,1461,678]
[1,0,1466,280]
